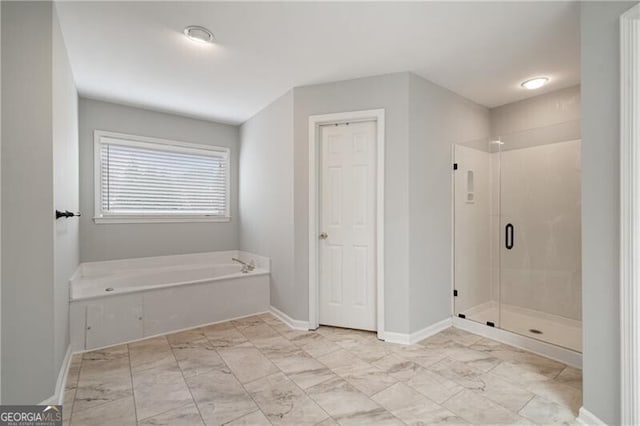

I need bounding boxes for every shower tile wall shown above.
[498,140,582,321]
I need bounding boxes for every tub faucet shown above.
[232,258,255,273]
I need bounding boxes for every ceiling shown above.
[56,1,580,125]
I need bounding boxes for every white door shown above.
[319,120,377,331]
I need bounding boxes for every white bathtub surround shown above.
[70,251,270,350]
[70,250,268,300]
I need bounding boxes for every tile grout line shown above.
[485,357,504,374]
[397,354,497,418]
[68,355,88,426]
[66,355,82,426]
[70,354,116,419]
[237,318,345,425]
[273,322,343,360]
[132,336,198,423]
[128,341,140,424]
[516,394,537,416]
[435,387,465,406]
[209,319,275,425]
[395,352,468,409]
[247,321,336,424]
[552,365,569,380]
[428,351,571,423]
[69,348,138,421]
[167,338,207,426]
[294,331,407,424]
[469,371,535,416]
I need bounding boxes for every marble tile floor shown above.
[63,313,582,426]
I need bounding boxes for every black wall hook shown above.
[56,210,81,219]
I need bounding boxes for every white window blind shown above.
[95,132,230,223]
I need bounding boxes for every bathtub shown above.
[69,250,270,350]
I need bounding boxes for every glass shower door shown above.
[453,139,501,326]
[499,138,582,352]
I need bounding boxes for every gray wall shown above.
[78,98,240,262]
[286,72,490,333]
[581,2,635,424]
[52,5,79,378]
[293,73,412,331]
[239,91,295,317]
[1,1,54,403]
[1,1,76,403]
[408,74,490,332]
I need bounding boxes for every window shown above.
[94,131,230,223]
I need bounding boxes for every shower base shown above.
[462,301,582,352]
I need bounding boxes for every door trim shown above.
[308,109,385,339]
[620,4,640,425]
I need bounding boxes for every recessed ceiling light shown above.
[521,77,549,90]
[184,25,214,44]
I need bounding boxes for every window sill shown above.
[93,216,231,224]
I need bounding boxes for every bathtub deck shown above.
[63,313,582,425]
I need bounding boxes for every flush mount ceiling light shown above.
[184,25,214,44]
[521,77,549,90]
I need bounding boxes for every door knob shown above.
[319,232,328,240]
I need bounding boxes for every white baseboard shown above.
[381,331,412,345]
[269,306,310,330]
[410,317,453,343]
[382,318,452,345]
[576,407,607,425]
[38,345,72,405]
[39,396,57,405]
[453,317,582,369]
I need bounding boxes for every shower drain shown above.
[529,328,543,335]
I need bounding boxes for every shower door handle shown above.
[505,223,514,250]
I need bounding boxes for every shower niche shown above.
[453,123,582,353]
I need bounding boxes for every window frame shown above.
[93,130,231,224]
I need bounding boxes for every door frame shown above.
[620,4,640,425]
[308,109,385,339]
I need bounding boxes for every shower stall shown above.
[453,122,582,353]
